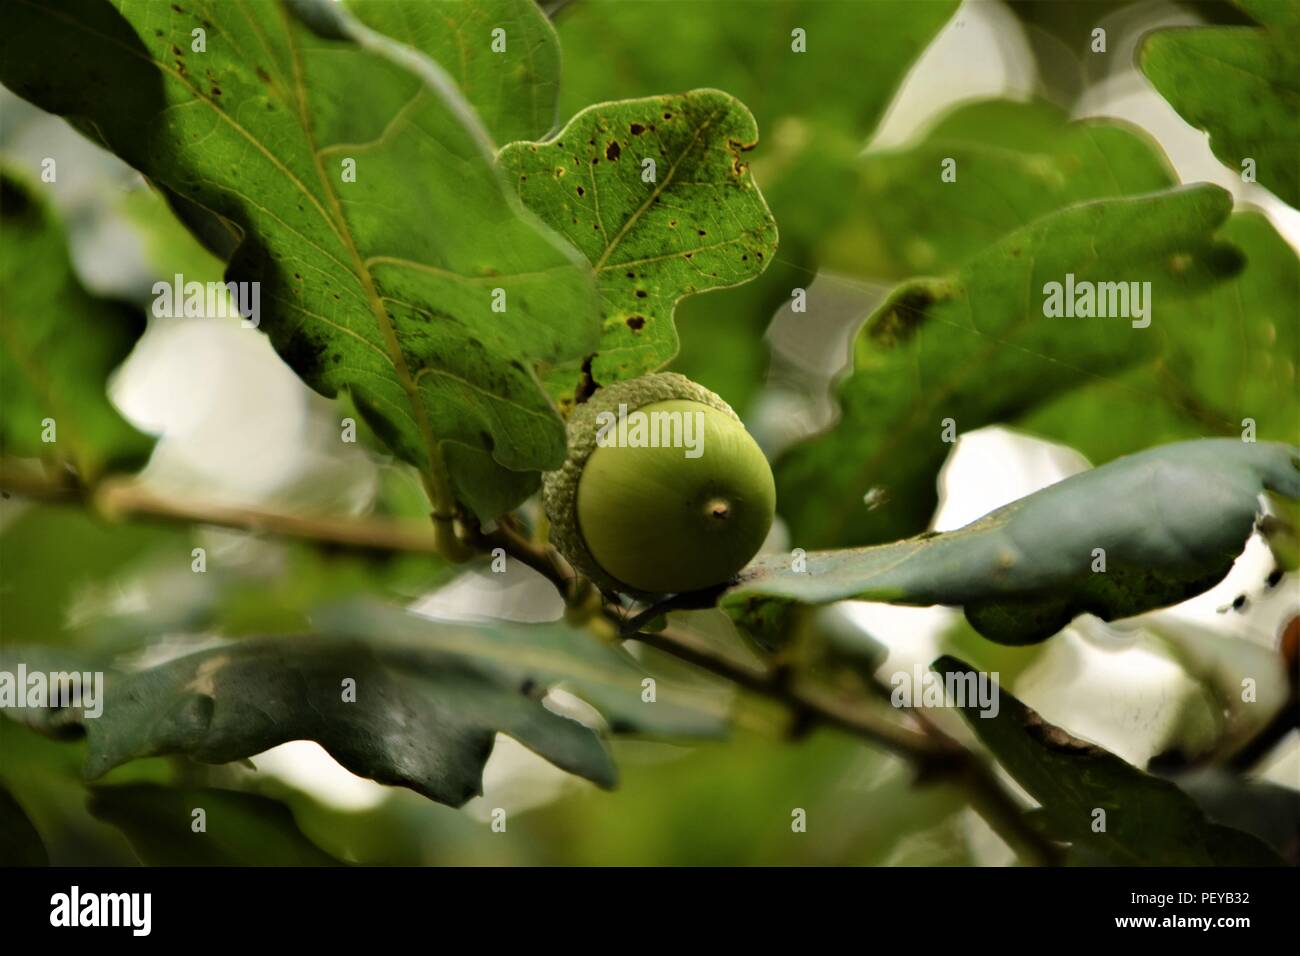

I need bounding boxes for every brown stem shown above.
[2,459,1060,864]
[2,468,443,556]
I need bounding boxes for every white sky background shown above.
[1,0,1294,831]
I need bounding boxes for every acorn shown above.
[543,373,776,597]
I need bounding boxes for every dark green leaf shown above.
[88,783,341,865]
[933,656,1281,865]
[0,0,600,520]
[0,168,152,479]
[0,636,616,806]
[0,782,48,865]
[726,439,1300,646]
[500,90,778,403]
[315,600,730,737]
[777,185,1243,548]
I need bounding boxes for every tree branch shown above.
[1,467,444,556]
[2,459,1061,864]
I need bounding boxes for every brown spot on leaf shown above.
[626,316,645,330]
[630,123,645,135]
[605,141,621,161]
[1025,710,1105,756]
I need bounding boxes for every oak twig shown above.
[2,460,1061,865]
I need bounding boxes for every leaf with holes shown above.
[554,0,958,411]
[347,0,560,144]
[932,657,1281,865]
[498,90,778,406]
[775,185,1244,549]
[725,440,1300,647]
[0,169,152,480]
[0,0,599,520]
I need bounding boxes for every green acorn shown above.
[543,373,776,597]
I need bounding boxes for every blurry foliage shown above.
[0,0,1296,866]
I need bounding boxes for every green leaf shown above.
[499,90,778,404]
[0,635,616,806]
[0,169,152,480]
[821,98,1177,281]
[0,0,600,520]
[0,504,191,645]
[1141,10,1300,206]
[554,0,958,411]
[776,185,1244,548]
[87,783,341,865]
[1165,767,1300,864]
[554,0,958,140]
[0,782,48,866]
[315,600,730,737]
[725,439,1300,647]
[1024,211,1300,462]
[347,0,560,144]
[932,657,1281,865]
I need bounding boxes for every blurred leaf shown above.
[529,731,966,865]
[1024,211,1300,461]
[0,503,190,645]
[933,656,1281,865]
[1141,6,1300,206]
[118,184,227,288]
[0,636,616,806]
[555,0,958,411]
[822,99,1176,280]
[0,169,152,479]
[671,126,860,409]
[0,782,47,865]
[0,712,165,865]
[725,440,1300,646]
[0,0,599,520]
[212,544,448,636]
[349,0,560,144]
[316,601,730,737]
[500,90,777,403]
[554,0,958,139]
[1164,767,1300,864]
[777,185,1243,547]
[88,783,341,865]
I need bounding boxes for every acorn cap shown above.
[542,372,742,597]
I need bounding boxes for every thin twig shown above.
[1,469,443,555]
[1,459,1061,864]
